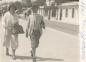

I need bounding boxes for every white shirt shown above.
[2,11,19,31]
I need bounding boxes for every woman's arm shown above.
[2,14,7,29]
[26,17,30,38]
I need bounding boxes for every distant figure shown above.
[2,3,20,60]
[26,5,45,62]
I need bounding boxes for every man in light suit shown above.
[26,5,45,61]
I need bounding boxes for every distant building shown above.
[38,1,79,25]
[46,0,55,6]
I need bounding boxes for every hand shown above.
[26,30,28,38]
[26,32,28,38]
[43,25,45,29]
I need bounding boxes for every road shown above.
[0,19,79,62]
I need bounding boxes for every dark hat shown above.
[31,1,39,10]
[8,2,17,10]
[31,5,39,8]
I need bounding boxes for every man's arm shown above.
[26,18,30,38]
[41,16,45,29]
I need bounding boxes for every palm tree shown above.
[22,0,46,7]
[22,0,31,7]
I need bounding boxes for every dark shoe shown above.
[12,55,16,60]
[12,49,16,60]
[6,48,9,56]
[31,51,36,59]
[33,58,37,62]
[32,57,36,59]
[6,52,9,56]
[31,51,33,57]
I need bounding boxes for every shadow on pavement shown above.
[45,20,79,36]
[37,57,64,61]
[15,56,32,60]
[14,55,64,61]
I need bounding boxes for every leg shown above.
[31,40,39,57]
[6,48,9,56]
[30,34,37,58]
[36,40,39,48]
[11,34,18,59]
[32,47,37,62]
[32,57,37,62]
[31,39,39,58]
[31,30,41,56]
[12,49,16,60]
[3,31,12,56]
[31,50,33,57]
[32,47,36,58]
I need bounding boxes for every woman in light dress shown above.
[2,3,19,59]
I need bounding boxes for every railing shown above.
[38,4,79,25]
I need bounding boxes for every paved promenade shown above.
[0,19,79,62]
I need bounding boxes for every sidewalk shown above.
[0,21,79,62]
[45,19,79,36]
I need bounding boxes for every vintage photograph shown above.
[0,0,79,62]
